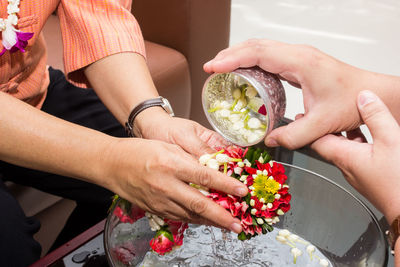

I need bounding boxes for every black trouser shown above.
[0,68,126,267]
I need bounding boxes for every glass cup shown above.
[202,67,286,146]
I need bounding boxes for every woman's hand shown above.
[204,39,400,150]
[104,137,247,233]
[134,107,229,157]
[311,91,400,224]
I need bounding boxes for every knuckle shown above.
[189,198,208,215]
[197,168,212,187]
[361,102,386,123]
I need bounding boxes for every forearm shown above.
[84,52,163,125]
[0,92,113,187]
[358,69,400,123]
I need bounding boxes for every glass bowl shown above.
[104,163,388,267]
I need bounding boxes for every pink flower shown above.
[0,22,33,56]
[258,104,267,115]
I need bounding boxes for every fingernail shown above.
[204,61,212,68]
[358,90,377,108]
[236,186,248,196]
[230,222,242,233]
[265,137,279,147]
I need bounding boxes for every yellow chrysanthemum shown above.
[253,175,280,200]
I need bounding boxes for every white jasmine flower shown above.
[237,161,244,168]
[251,208,257,215]
[256,170,262,175]
[256,218,264,225]
[7,4,19,15]
[269,161,274,167]
[148,218,160,231]
[278,229,290,237]
[245,86,258,98]
[220,101,231,109]
[258,155,264,163]
[288,234,299,243]
[276,235,287,244]
[319,259,329,267]
[249,199,255,206]
[306,244,316,259]
[283,184,289,188]
[272,216,280,223]
[234,167,242,175]
[265,218,273,223]
[244,159,251,167]
[232,121,245,130]
[275,194,281,200]
[266,203,273,209]
[206,159,220,170]
[220,109,231,118]
[228,114,241,122]
[261,205,267,210]
[152,214,165,226]
[239,175,247,182]
[276,209,284,216]
[199,154,213,165]
[216,153,230,163]
[262,170,268,176]
[291,248,302,264]
[234,99,246,111]
[247,133,259,143]
[248,117,262,129]
[248,186,255,190]
[259,198,265,203]
[232,88,241,99]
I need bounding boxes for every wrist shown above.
[133,106,173,138]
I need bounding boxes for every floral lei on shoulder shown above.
[0,0,34,56]
[110,146,291,259]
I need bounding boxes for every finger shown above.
[179,132,215,158]
[179,163,248,197]
[357,90,400,146]
[265,113,328,150]
[172,182,243,233]
[346,128,367,143]
[204,39,296,75]
[310,134,366,170]
[196,125,230,151]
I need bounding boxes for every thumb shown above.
[357,90,400,145]
[265,113,326,150]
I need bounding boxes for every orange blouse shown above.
[0,0,146,108]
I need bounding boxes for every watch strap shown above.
[386,215,400,255]
[125,97,173,137]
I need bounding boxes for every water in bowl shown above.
[111,220,331,267]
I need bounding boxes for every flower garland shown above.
[0,0,34,56]
[110,146,291,259]
[199,145,291,240]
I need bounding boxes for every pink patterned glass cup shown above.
[202,67,286,146]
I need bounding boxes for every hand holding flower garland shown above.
[0,0,34,56]
[111,145,291,258]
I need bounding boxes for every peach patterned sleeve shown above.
[57,0,146,88]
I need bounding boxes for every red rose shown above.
[149,229,175,255]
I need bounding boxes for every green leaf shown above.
[252,217,258,226]
[243,193,251,204]
[154,227,174,242]
[265,224,274,232]
[238,231,247,241]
